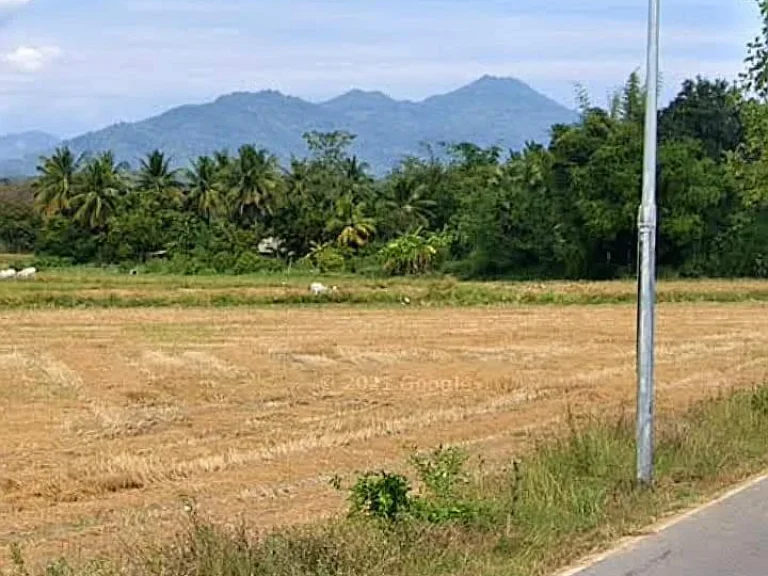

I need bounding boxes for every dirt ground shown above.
[0,304,766,566]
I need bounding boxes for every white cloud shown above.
[0,0,31,8]
[2,45,61,72]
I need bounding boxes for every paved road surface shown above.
[571,477,768,576]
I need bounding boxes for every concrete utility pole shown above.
[636,0,660,486]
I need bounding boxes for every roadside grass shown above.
[0,267,767,309]
[6,384,768,576]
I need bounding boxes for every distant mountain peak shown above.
[452,75,536,95]
[323,88,396,106]
[215,89,293,104]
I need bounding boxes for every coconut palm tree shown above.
[186,156,223,223]
[136,150,183,207]
[284,158,310,198]
[384,165,437,233]
[329,193,376,249]
[231,145,281,224]
[33,146,83,217]
[342,155,374,204]
[72,152,126,230]
[213,149,233,173]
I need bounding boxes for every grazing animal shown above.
[0,268,16,280]
[310,282,328,295]
[309,282,338,296]
[16,267,37,279]
[129,269,139,276]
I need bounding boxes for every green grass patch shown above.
[6,385,768,576]
[0,268,767,309]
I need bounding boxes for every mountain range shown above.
[0,76,577,177]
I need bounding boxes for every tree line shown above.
[2,41,768,279]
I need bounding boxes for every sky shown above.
[0,0,761,137]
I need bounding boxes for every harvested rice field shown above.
[0,299,766,565]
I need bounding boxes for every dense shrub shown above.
[0,201,39,253]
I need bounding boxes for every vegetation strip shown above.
[7,385,768,576]
[1,273,767,309]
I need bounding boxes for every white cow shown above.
[16,267,37,280]
[0,268,16,280]
[309,282,338,296]
[310,282,328,295]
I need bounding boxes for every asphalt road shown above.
[570,477,768,576]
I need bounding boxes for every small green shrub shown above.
[348,472,413,522]
[410,445,468,501]
[409,446,495,526]
[304,242,347,273]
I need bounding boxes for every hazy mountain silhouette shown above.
[0,76,577,176]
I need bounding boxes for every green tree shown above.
[136,150,183,207]
[271,158,327,257]
[72,152,126,230]
[342,155,374,204]
[328,193,376,249]
[0,201,39,252]
[33,146,83,218]
[304,130,356,168]
[715,98,768,276]
[185,156,224,223]
[742,0,768,100]
[621,70,645,125]
[381,160,437,235]
[660,77,744,160]
[231,145,281,226]
[656,139,728,273]
[549,109,642,278]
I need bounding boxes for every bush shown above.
[209,251,238,274]
[29,255,75,269]
[379,230,451,276]
[36,216,100,264]
[344,446,489,527]
[348,472,413,522]
[0,201,39,253]
[304,242,347,273]
[232,252,283,275]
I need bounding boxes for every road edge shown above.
[554,471,768,576]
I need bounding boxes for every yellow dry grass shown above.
[0,303,766,566]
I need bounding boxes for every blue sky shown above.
[0,0,760,137]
